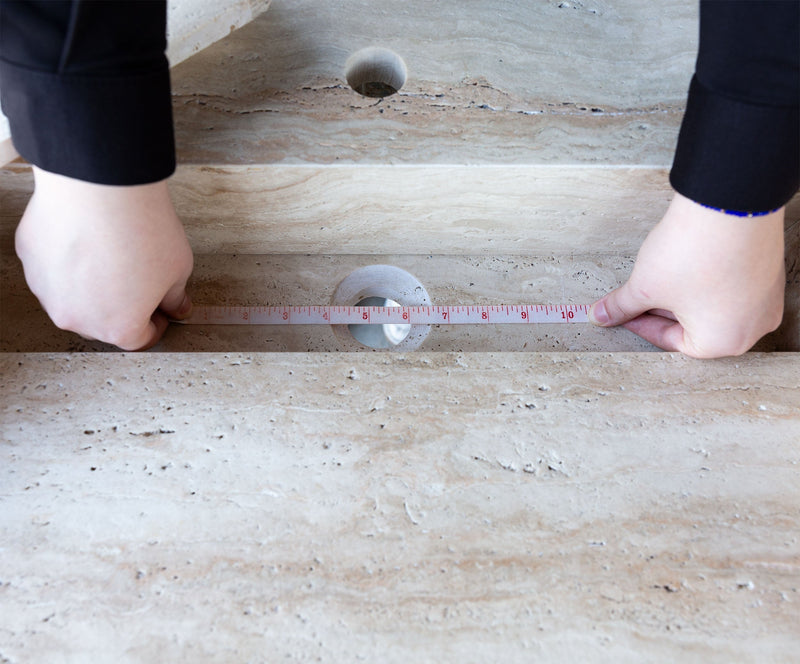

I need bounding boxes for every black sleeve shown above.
[670,0,800,213]
[0,0,175,185]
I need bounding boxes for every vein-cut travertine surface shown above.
[1,4,799,662]
[170,0,697,166]
[2,353,799,663]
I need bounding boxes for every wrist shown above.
[32,166,174,213]
[670,192,785,228]
[694,202,782,219]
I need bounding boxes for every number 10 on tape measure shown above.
[182,304,590,326]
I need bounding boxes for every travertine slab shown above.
[1,352,799,662]
[4,163,672,255]
[2,0,695,165]
[4,163,800,257]
[166,0,271,66]
[0,129,16,169]
[170,0,697,166]
[2,4,798,662]
[171,0,697,106]
[0,250,639,352]
[168,165,672,255]
[2,163,799,351]
[4,252,798,352]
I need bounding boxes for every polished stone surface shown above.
[170,0,697,166]
[2,352,799,662]
[1,4,799,660]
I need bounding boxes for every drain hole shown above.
[331,265,431,351]
[345,47,407,98]
[348,297,411,349]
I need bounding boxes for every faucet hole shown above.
[345,47,407,98]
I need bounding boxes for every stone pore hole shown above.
[345,47,407,98]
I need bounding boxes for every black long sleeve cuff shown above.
[0,0,175,185]
[670,0,800,213]
[670,74,799,212]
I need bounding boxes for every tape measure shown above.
[181,304,590,325]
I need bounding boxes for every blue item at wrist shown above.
[698,203,781,218]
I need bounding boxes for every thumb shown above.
[159,282,193,320]
[125,287,191,352]
[589,281,650,328]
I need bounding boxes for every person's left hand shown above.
[15,167,194,350]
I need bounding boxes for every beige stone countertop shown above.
[2,352,798,663]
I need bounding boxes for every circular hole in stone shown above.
[348,297,412,349]
[345,47,407,98]
[330,265,431,351]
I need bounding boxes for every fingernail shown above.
[589,300,609,326]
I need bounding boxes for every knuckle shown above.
[104,331,135,350]
[104,325,149,351]
[90,315,148,350]
[48,307,81,334]
[682,334,754,360]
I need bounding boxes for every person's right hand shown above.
[15,167,194,350]
[588,192,785,358]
